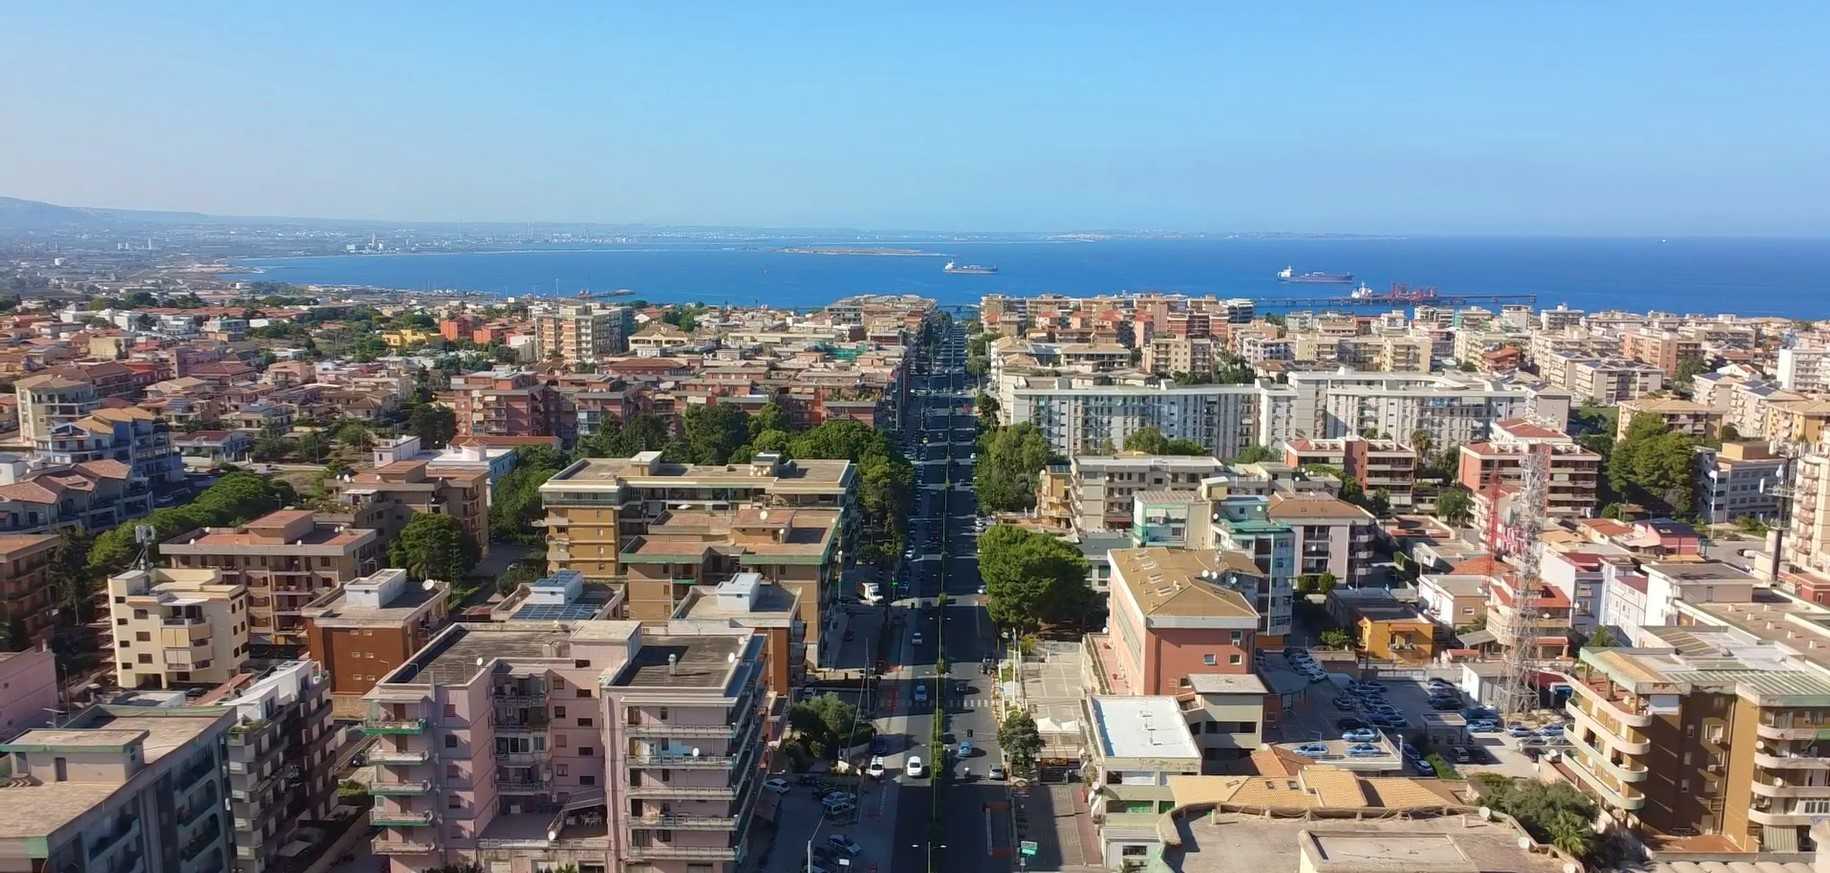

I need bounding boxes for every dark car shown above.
[1336,717,1368,731]
[1332,696,1357,711]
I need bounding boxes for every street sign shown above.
[1020,841,1038,857]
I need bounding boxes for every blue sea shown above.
[230,236,1830,317]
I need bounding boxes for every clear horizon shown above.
[3,4,1827,236]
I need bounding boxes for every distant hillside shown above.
[0,196,214,230]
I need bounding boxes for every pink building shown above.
[0,645,57,741]
[363,621,768,873]
[1100,547,1263,696]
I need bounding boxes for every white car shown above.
[911,632,924,646]
[762,777,791,794]
[906,756,926,778]
[988,764,1006,780]
[866,756,886,778]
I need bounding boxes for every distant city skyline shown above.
[3,4,1827,236]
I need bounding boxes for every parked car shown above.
[1332,696,1358,711]
[1506,724,1536,738]
[1429,698,1462,711]
[1410,758,1436,776]
[1295,743,1331,757]
[828,835,864,856]
[1342,728,1378,743]
[866,757,886,778]
[959,739,974,757]
[1538,724,1567,737]
[1347,744,1383,758]
[764,777,792,794]
[988,764,1006,780]
[906,756,926,778]
[1336,718,1368,731]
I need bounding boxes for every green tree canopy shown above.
[1470,774,1601,860]
[389,514,479,582]
[1122,427,1208,456]
[975,423,1052,513]
[786,693,861,758]
[1230,444,1278,464]
[680,403,751,465]
[1608,415,1699,517]
[978,524,1095,632]
[408,404,458,450]
[997,710,1043,775]
[1436,486,1475,526]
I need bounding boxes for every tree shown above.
[1720,422,1741,442]
[975,392,1000,424]
[1123,427,1208,456]
[408,404,457,450]
[749,401,789,438]
[491,459,561,545]
[1584,627,1617,649]
[1609,415,1699,518]
[46,533,95,627]
[1367,488,1392,518]
[1318,628,1355,650]
[997,710,1043,776]
[978,524,1095,632]
[252,434,293,461]
[1230,444,1277,464]
[787,693,860,758]
[1294,572,1338,596]
[1470,774,1600,860]
[1436,486,1475,526]
[680,404,751,465]
[389,514,478,582]
[1674,356,1713,391]
[335,421,375,450]
[295,430,331,464]
[975,424,1052,513]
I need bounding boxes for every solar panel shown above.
[513,603,601,621]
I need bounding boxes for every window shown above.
[448,796,463,809]
[555,706,567,718]
[445,735,458,749]
[579,746,594,757]
[578,717,593,727]
[1230,630,1242,643]
[556,734,568,748]
[580,774,596,786]
[574,659,590,668]
[556,763,569,777]
[137,654,152,664]
[448,764,461,778]
[577,689,591,698]
[1801,800,1830,815]
[1202,654,1217,666]
[445,703,458,716]
[117,640,128,648]
[1178,677,1191,688]
[1228,654,1242,665]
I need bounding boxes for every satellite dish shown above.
[690,748,701,758]
[423,580,437,591]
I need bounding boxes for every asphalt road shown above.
[876,322,1010,873]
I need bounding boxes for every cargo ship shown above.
[943,261,998,275]
[1277,266,1354,284]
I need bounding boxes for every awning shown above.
[1458,629,1497,646]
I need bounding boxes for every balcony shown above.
[1757,719,1830,741]
[1564,700,1652,755]
[1749,805,1823,827]
[624,722,737,739]
[628,751,735,768]
[1563,729,1648,783]
[1563,674,1654,729]
[369,780,431,796]
[1752,777,1830,798]
[371,840,435,855]
[630,814,741,831]
[371,810,436,828]
[367,749,430,765]
[1563,751,1646,811]
[627,844,740,861]
[364,717,427,735]
[624,783,736,800]
[89,817,137,859]
[1756,751,1830,770]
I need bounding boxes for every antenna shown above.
[1496,445,1549,719]
[132,523,157,572]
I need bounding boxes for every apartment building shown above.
[533,301,633,364]
[1097,547,1263,696]
[340,459,491,560]
[0,533,59,650]
[0,705,237,873]
[361,622,769,873]
[14,372,99,441]
[1778,346,1830,394]
[1415,574,1489,630]
[34,404,185,485]
[1065,454,1229,531]
[1618,397,1723,440]
[1457,425,1602,521]
[1485,573,1572,658]
[1560,626,1830,851]
[207,660,337,873]
[1559,357,1666,404]
[1140,335,1216,377]
[1280,370,1568,447]
[1787,444,1830,595]
[161,509,382,650]
[1696,441,1787,525]
[300,568,450,719]
[618,507,840,666]
[1621,328,1704,375]
[1282,436,1418,510]
[997,377,1262,460]
[673,573,802,696]
[0,455,153,536]
[449,369,568,441]
[108,566,249,689]
[539,450,857,578]
[1083,695,1204,867]
[0,645,57,741]
[1266,493,1378,586]
[1201,495,1295,641]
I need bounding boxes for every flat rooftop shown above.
[1161,809,1567,873]
[0,708,228,840]
[1089,696,1201,760]
[546,455,852,492]
[303,581,441,627]
[386,626,562,686]
[608,634,745,689]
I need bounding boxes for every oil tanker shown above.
[1277,266,1354,284]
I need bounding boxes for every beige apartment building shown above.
[539,450,857,579]
[1064,454,1229,531]
[108,566,249,689]
[14,372,99,441]
[1621,328,1704,375]
[1560,624,1830,852]
[533,301,633,364]
[1618,397,1723,440]
[361,622,769,873]
[161,509,382,649]
[1556,357,1666,404]
[340,459,491,560]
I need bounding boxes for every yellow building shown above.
[107,567,249,689]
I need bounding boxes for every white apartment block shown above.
[1282,370,1569,447]
[1779,346,1830,394]
[999,377,1262,460]
[1067,454,1230,531]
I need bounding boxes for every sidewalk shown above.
[1009,781,1103,872]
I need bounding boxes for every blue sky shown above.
[2,3,1826,234]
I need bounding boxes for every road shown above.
[880,319,1009,873]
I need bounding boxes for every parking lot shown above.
[1271,651,1555,780]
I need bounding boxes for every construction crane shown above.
[1493,445,1551,718]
